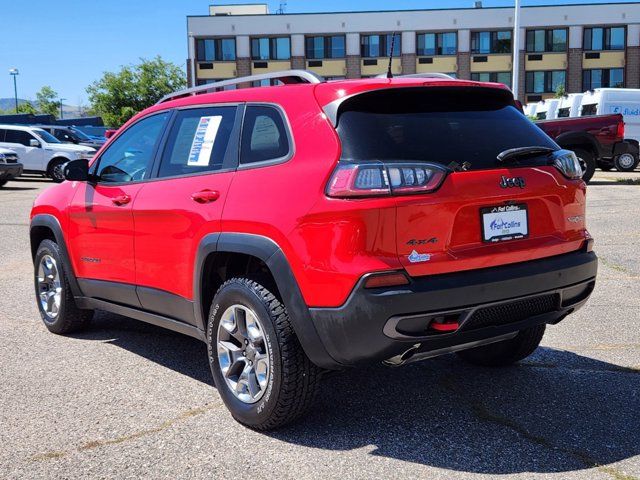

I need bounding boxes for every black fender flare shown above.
[30,214,83,297]
[555,131,602,158]
[193,232,342,370]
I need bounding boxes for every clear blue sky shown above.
[0,0,635,105]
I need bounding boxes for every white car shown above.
[0,124,95,182]
[580,88,640,142]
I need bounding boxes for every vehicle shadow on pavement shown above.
[71,311,212,385]
[271,348,640,476]
[74,312,639,476]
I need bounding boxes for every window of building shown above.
[583,68,624,90]
[471,72,512,88]
[251,37,291,60]
[361,34,401,58]
[196,38,236,62]
[584,26,626,51]
[526,29,567,52]
[195,79,237,89]
[471,30,512,54]
[525,71,566,93]
[157,106,237,178]
[416,32,457,56]
[305,35,346,59]
[240,106,290,165]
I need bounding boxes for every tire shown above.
[207,277,322,430]
[0,179,7,187]
[47,158,67,183]
[573,148,596,183]
[456,324,545,367]
[614,153,639,172]
[34,239,93,334]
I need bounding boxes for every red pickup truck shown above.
[535,113,638,182]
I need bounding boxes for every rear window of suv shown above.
[336,87,558,170]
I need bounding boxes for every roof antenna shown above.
[386,32,398,79]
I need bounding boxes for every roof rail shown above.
[374,72,454,80]
[156,69,325,104]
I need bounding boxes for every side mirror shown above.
[63,159,89,182]
[29,139,41,148]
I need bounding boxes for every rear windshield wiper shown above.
[497,146,555,164]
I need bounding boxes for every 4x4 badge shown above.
[499,176,526,188]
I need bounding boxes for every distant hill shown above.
[0,98,84,118]
[0,98,31,111]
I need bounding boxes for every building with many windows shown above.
[186,2,639,102]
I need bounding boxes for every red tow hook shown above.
[429,320,459,332]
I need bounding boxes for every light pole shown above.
[59,98,66,119]
[512,0,521,100]
[9,68,19,113]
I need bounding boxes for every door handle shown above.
[191,190,220,204]
[112,194,131,206]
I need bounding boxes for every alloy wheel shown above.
[216,304,270,404]
[37,254,62,319]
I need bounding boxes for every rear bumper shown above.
[309,250,597,367]
[0,163,23,180]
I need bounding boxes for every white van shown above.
[534,99,560,120]
[0,124,95,182]
[580,88,640,142]
[556,93,584,118]
[523,103,538,118]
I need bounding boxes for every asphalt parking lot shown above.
[1,173,639,480]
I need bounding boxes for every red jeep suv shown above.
[30,71,597,430]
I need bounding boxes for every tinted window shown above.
[417,32,457,56]
[240,106,290,165]
[361,34,400,58]
[305,35,346,59]
[251,37,290,60]
[5,129,36,146]
[157,106,237,178]
[471,30,511,54]
[33,129,61,144]
[95,112,170,183]
[336,88,557,171]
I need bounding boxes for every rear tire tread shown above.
[213,278,322,430]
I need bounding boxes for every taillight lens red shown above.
[617,121,625,140]
[326,162,448,198]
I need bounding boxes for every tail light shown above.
[616,121,625,140]
[327,161,448,198]
[552,150,583,180]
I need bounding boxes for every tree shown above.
[17,102,37,114]
[554,83,566,98]
[87,56,186,127]
[36,86,60,116]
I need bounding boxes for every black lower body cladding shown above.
[309,250,597,367]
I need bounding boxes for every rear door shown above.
[132,105,241,323]
[335,87,586,278]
